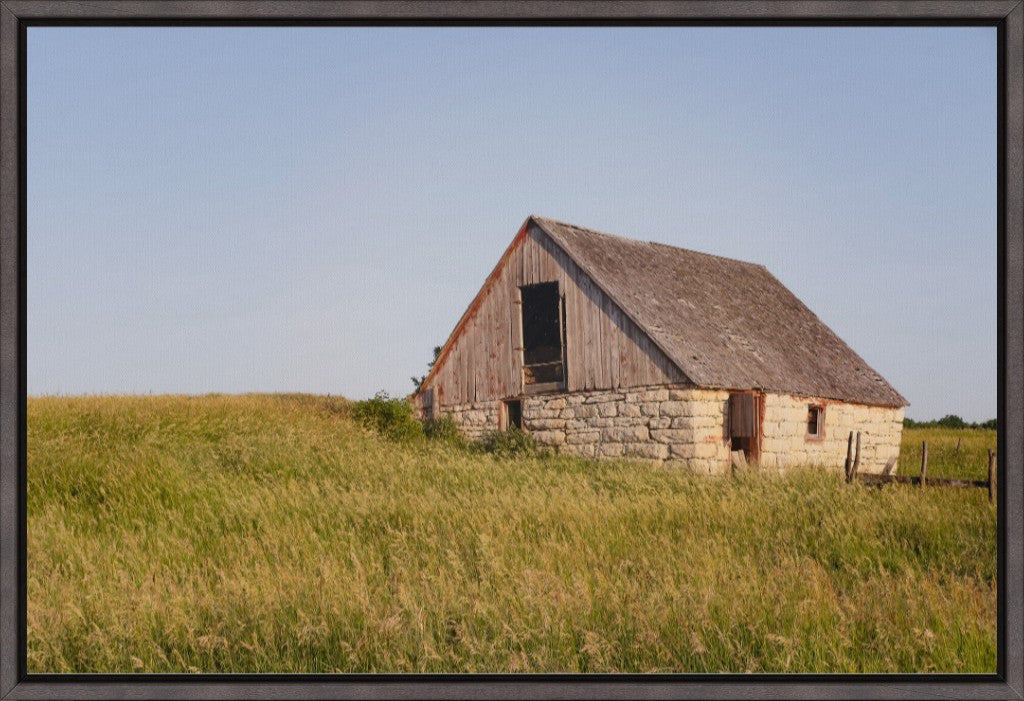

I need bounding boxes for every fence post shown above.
[988,449,996,504]
[844,431,854,482]
[920,441,928,488]
[851,432,861,481]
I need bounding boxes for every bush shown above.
[423,415,466,447]
[352,391,424,442]
[476,427,537,457]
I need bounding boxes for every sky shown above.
[27,27,997,421]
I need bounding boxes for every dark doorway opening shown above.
[504,399,522,431]
[520,282,565,392]
[728,392,761,463]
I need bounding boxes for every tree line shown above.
[903,415,997,430]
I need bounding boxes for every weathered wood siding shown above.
[425,223,689,406]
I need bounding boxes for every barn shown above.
[412,216,907,474]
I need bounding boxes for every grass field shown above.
[27,394,997,673]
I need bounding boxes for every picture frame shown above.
[1,1,1020,698]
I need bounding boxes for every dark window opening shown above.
[504,399,522,431]
[521,282,564,390]
[807,405,823,437]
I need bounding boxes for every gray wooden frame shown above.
[0,1,1020,699]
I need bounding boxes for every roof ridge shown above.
[530,216,701,385]
[530,215,767,270]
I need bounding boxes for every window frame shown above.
[518,281,566,394]
[501,399,523,432]
[806,404,825,440]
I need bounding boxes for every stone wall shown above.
[442,401,503,442]
[438,386,905,475]
[523,387,731,473]
[441,385,731,474]
[760,394,904,473]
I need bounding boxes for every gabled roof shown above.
[531,216,907,408]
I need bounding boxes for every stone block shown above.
[624,442,669,459]
[563,443,596,458]
[600,443,625,458]
[602,426,649,443]
[532,430,565,446]
[669,443,696,459]
[650,428,691,443]
[528,418,565,431]
[618,402,643,417]
[566,431,601,445]
[640,402,661,417]
[692,443,720,459]
[660,401,689,417]
[465,410,487,424]
[585,392,623,404]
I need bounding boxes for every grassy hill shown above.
[27,394,997,673]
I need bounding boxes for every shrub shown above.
[476,427,537,457]
[352,391,424,442]
[423,415,467,447]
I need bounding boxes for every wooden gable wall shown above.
[423,222,689,407]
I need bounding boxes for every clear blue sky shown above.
[27,27,996,421]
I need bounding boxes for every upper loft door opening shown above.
[520,281,565,393]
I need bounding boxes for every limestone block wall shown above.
[442,401,503,442]
[441,385,733,474]
[759,394,904,473]
[437,386,905,475]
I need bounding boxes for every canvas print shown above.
[27,26,997,673]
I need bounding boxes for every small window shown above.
[503,399,522,431]
[807,405,824,437]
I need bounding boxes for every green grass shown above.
[27,395,996,673]
[899,426,998,481]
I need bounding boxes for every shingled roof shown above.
[531,216,907,408]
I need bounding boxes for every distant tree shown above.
[936,414,967,429]
[979,418,997,430]
[411,345,443,393]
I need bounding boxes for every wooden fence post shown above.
[920,441,928,488]
[851,432,862,481]
[955,436,962,453]
[844,431,854,482]
[988,449,996,504]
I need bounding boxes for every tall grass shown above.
[27,395,996,673]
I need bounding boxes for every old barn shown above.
[413,216,907,474]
